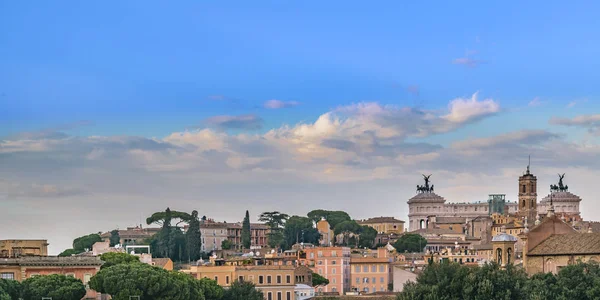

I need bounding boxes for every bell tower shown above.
[518,156,537,220]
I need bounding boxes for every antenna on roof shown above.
[526,155,531,174]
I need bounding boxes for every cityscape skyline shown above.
[2,2,600,255]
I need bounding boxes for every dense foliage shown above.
[99,252,141,269]
[198,278,224,300]
[109,229,120,247]
[282,215,321,248]
[144,207,197,262]
[186,210,202,261]
[398,261,600,300]
[259,211,289,248]
[242,210,251,249]
[0,279,20,300]
[358,225,378,248]
[307,209,351,229]
[312,272,330,287]
[58,232,102,256]
[393,233,427,253]
[21,274,86,300]
[222,281,263,300]
[333,220,361,246]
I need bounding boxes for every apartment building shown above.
[301,247,351,295]
[100,226,160,246]
[350,257,391,294]
[357,217,405,235]
[184,265,296,300]
[0,240,48,258]
[200,221,229,252]
[0,256,103,299]
[227,223,270,250]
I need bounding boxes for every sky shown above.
[1,1,600,254]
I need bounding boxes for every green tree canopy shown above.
[90,262,205,300]
[333,220,361,246]
[222,281,263,300]
[186,210,202,261]
[21,274,86,300]
[259,211,289,248]
[242,210,251,249]
[99,252,140,269]
[73,233,102,252]
[307,210,351,229]
[198,278,224,300]
[312,272,330,287]
[221,240,233,250]
[58,248,80,257]
[358,225,378,249]
[393,233,427,253]
[146,208,193,226]
[282,215,321,249]
[109,229,120,247]
[0,278,21,300]
[146,208,190,260]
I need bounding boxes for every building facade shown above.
[316,219,334,247]
[227,223,270,250]
[100,226,160,246]
[0,240,48,258]
[350,257,390,294]
[357,217,405,235]
[200,221,229,252]
[301,247,351,295]
[184,265,296,300]
[0,256,103,299]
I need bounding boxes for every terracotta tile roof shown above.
[153,258,171,268]
[528,233,600,256]
[358,217,405,224]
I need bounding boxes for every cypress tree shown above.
[242,210,251,249]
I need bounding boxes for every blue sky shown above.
[1,1,600,254]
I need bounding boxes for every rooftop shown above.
[492,233,518,242]
[0,256,103,266]
[358,217,405,224]
[408,192,446,204]
[528,233,600,256]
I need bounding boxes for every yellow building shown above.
[350,257,391,294]
[316,218,334,247]
[0,240,48,258]
[184,265,296,300]
[358,217,405,234]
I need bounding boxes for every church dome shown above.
[541,191,581,203]
[407,192,446,204]
[492,233,518,242]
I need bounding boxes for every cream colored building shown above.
[0,240,48,258]
[350,257,391,294]
[184,265,296,300]
[357,217,405,234]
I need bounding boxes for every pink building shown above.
[301,247,351,295]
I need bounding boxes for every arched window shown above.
[496,248,502,264]
[522,185,526,193]
[507,248,512,264]
[531,199,534,208]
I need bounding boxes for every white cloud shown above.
[529,97,543,107]
[204,114,263,130]
[264,99,301,109]
[550,114,600,135]
[443,92,500,123]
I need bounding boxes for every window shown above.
[267,292,272,300]
[364,287,369,292]
[286,291,291,300]
[318,251,323,257]
[332,251,337,257]
[372,277,376,283]
[371,265,376,272]
[267,275,272,284]
[286,275,291,284]
[363,277,369,283]
[332,260,336,265]
[356,277,360,284]
[318,269,322,274]
[277,292,282,300]
[259,276,264,284]
[239,276,244,282]
[277,275,281,284]
[363,266,368,272]
[226,276,230,284]
[355,266,360,273]
[84,274,92,288]
[66,273,75,278]
[214,276,218,282]
[332,278,336,284]
[310,253,314,259]
[332,268,336,274]
[380,277,384,283]
[379,265,385,273]
[0,273,14,280]
[318,260,323,265]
